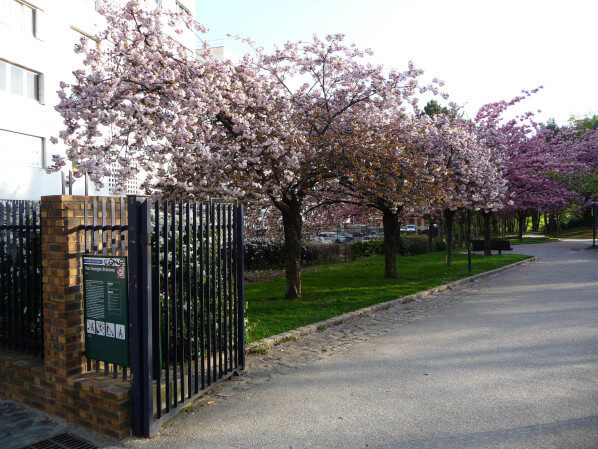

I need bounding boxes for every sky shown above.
[195,0,597,125]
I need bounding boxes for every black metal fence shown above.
[0,200,43,357]
[128,197,245,436]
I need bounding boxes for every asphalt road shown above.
[118,239,598,449]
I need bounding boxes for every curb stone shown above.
[245,256,538,353]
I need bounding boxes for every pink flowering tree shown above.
[557,121,598,210]
[50,1,304,296]
[319,113,450,278]
[503,125,582,239]
[223,37,446,296]
[425,114,508,264]
[467,90,541,250]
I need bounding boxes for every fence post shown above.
[41,196,87,378]
[235,204,245,370]
[127,196,154,437]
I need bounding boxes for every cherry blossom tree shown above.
[225,37,445,297]
[51,1,306,297]
[425,114,508,265]
[504,125,580,239]
[324,115,447,277]
[467,90,541,251]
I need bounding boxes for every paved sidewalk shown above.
[0,398,66,449]
[114,239,597,449]
[0,396,112,449]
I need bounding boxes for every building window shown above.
[0,61,6,90]
[26,70,38,99]
[0,130,44,168]
[70,26,100,50]
[10,65,24,95]
[108,163,141,195]
[0,0,37,37]
[0,60,41,101]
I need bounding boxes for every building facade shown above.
[0,0,196,200]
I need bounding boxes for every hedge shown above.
[245,236,447,271]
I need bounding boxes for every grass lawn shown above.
[547,227,594,239]
[509,237,559,245]
[246,251,531,342]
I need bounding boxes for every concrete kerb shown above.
[245,256,539,353]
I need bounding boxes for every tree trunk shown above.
[556,211,562,234]
[531,211,540,232]
[438,214,444,241]
[382,209,400,278]
[397,222,402,256]
[281,202,303,300]
[548,212,558,232]
[518,211,526,241]
[582,207,592,227]
[444,209,455,266]
[457,212,466,248]
[483,211,492,256]
[427,216,434,253]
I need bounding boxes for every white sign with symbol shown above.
[116,324,126,340]
[95,321,106,336]
[106,322,115,338]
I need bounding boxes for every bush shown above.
[404,235,430,255]
[349,240,384,258]
[245,235,448,271]
[244,241,285,271]
[348,235,444,259]
[434,238,447,252]
[245,241,344,271]
[305,243,343,265]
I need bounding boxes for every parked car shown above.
[352,231,365,237]
[339,232,354,242]
[406,224,416,233]
[362,235,381,241]
[316,232,347,244]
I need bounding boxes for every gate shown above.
[0,200,43,356]
[128,197,245,436]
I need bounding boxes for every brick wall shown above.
[0,195,132,439]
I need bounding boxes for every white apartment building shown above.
[0,0,196,200]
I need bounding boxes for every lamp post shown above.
[467,209,472,273]
[593,204,596,247]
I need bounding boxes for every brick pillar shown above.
[41,195,87,380]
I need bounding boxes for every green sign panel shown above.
[83,255,130,367]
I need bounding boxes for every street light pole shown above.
[467,209,472,274]
[593,204,596,247]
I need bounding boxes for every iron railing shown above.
[149,199,245,429]
[0,200,43,356]
[47,195,247,437]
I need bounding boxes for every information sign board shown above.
[82,255,129,367]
